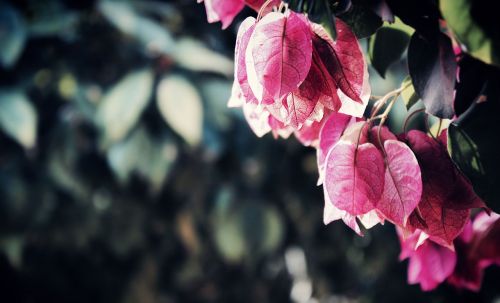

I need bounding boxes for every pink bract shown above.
[377,140,422,227]
[405,130,485,247]
[399,228,457,291]
[247,11,312,103]
[200,0,245,29]
[324,140,385,216]
[310,20,370,117]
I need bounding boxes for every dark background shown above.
[0,0,499,302]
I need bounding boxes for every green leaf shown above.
[440,0,500,66]
[212,198,284,263]
[96,69,153,146]
[340,4,383,39]
[157,75,203,146]
[0,91,37,149]
[0,3,27,68]
[98,0,175,55]
[173,38,234,76]
[400,76,419,109]
[107,126,177,194]
[447,97,500,212]
[369,18,413,77]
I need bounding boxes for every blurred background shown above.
[0,0,499,302]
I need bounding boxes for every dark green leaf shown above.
[369,25,410,77]
[339,4,382,39]
[408,32,456,119]
[308,0,337,40]
[448,94,500,213]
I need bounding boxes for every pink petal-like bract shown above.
[323,186,362,235]
[282,92,317,128]
[448,212,500,291]
[377,140,422,227]
[242,103,271,137]
[294,111,331,147]
[244,0,280,12]
[228,79,244,108]
[248,11,312,103]
[368,125,397,151]
[324,140,385,216]
[359,210,385,229]
[400,232,457,291]
[310,20,370,117]
[268,115,293,139]
[202,0,245,29]
[405,130,485,247]
[316,112,352,184]
[235,17,258,104]
[298,39,342,111]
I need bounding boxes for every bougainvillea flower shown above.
[235,17,258,105]
[398,228,457,291]
[316,112,355,184]
[323,185,384,235]
[324,122,385,216]
[199,0,280,29]
[404,130,485,248]
[246,11,312,103]
[199,0,245,29]
[309,20,370,117]
[294,109,332,147]
[447,212,500,291]
[368,126,423,227]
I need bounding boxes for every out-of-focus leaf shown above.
[0,3,27,68]
[0,91,37,149]
[213,199,284,263]
[440,0,500,66]
[173,38,233,76]
[400,76,419,109]
[108,127,150,185]
[201,79,232,130]
[137,134,177,194]
[98,0,175,56]
[369,18,413,77]
[107,127,177,193]
[47,120,90,199]
[96,69,153,146]
[157,75,203,146]
[28,11,79,38]
[0,236,24,268]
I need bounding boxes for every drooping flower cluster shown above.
[200,0,498,292]
[399,212,500,291]
[228,9,369,141]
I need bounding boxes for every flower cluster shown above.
[399,212,500,291]
[200,0,499,292]
[228,9,369,140]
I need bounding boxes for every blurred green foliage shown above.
[0,1,499,303]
